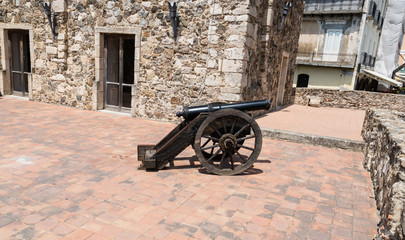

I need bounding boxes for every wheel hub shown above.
[219,133,237,152]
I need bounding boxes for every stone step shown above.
[261,127,364,152]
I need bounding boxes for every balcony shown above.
[296,52,358,68]
[304,0,364,14]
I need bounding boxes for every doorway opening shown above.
[104,34,135,113]
[9,30,31,97]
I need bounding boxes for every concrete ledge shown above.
[261,127,364,152]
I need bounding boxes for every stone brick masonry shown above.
[0,0,304,121]
[363,109,405,240]
[294,88,405,112]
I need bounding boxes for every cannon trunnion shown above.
[138,99,270,176]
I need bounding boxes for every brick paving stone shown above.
[51,223,76,236]
[35,217,58,231]
[114,230,142,240]
[0,97,379,239]
[64,228,94,240]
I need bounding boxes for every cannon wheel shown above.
[194,109,262,176]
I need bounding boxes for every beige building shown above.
[0,0,304,121]
[293,0,388,91]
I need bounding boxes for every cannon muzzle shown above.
[176,99,271,120]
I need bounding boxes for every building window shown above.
[323,29,343,62]
[297,74,309,88]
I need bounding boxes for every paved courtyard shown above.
[257,105,365,142]
[0,96,377,240]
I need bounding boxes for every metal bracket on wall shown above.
[42,2,57,39]
[278,2,292,31]
[168,1,179,41]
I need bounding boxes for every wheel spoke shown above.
[202,135,219,142]
[219,152,227,169]
[201,144,219,151]
[237,144,254,151]
[230,119,237,134]
[201,139,211,148]
[207,149,221,163]
[236,151,247,164]
[230,154,234,170]
[237,135,255,142]
[210,124,222,137]
[222,117,227,134]
[235,123,250,137]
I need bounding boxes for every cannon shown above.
[138,99,271,176]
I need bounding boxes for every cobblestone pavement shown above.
[0,97,377,240]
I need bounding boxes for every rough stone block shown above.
[248,5,257,18]
[224,48,247,60]
[53,0,66,13]
[263,9,274,26]
[222,87,242,94]
[127,14,140,24]
[206,59,216,69]
[35,59,45,68]
[219,93,241,102]
[227,35,246,47]
[224,16,237,22]
[208,49,218,58]
[194,67,207,75]
[247,23,257,38]
[221,60,246,73]
[228,23,248,35]
[51,74,65,81]
[70,44,81,52]
[57,52,66,59]
[208,35,219,44]
[236,15,249,22]
[210,4,223,15]
[232,6,248,15]
[307,96,321,107]
[46,46,58,55]
[208,26,217,35]
[57,33,66,41]
[205,74,220,86]
[224,73,243,87]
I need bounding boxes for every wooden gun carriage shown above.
[138,99,271,176]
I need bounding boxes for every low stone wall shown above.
[294,88,405,111]
[362,109,405,239]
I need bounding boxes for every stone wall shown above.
[0,0,304,121]
[294,88,405,111]
[242,0,304,108]
[362,109,405,239]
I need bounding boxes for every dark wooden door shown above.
[104,35,135,112]
[9,31,31,96]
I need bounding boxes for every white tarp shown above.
[374,1,405,77]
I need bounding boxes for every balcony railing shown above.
[304,0,364,14]
[361,52,376,67]
[296,52,358,68]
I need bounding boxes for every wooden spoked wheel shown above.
[194,109,262,176]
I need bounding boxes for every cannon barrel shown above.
[176,99,271,120]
